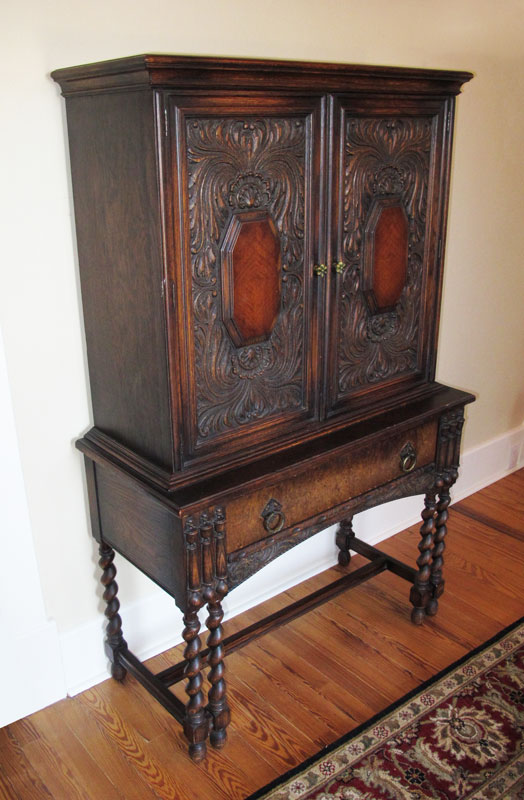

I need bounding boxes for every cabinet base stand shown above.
[99,520,448,761]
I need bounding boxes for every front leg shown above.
[98,542,127,681]
[182,518,209,762]
[203,508,230,749]
[410,493,437,625]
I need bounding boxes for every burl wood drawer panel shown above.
[226,420,437,552]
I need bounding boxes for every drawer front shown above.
[226,420,437,552]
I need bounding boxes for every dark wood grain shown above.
[53,56,472,488]
[64,90,173,469]
[51,54,473,97]
[50,54,474,762]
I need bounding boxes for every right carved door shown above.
[326,96,452,419]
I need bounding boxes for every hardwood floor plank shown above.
[188,727,280,800]
[249,636,359,733]
[0,718,40,749]
[0,766,19,800]
[29,703,126,800]
[225,669,314,771]
[21,738,98,800]
[454,468,524,539]
[272,623,388,718]
[353,567,504,651]
[56,695,160,800]
[0,726,53,800]
[328,586,467,678]
[231,642,343,747]
[78,689,187,800]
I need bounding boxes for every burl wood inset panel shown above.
[222,212,281,347]
[371,204,408,310]
[226,420,437,552]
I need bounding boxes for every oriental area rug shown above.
[247,617,524,800]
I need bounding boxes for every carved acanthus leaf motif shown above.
[337,117,432,394]
[186,117,308,442]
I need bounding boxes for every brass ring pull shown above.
[261,498,286,534]
[400,442,417,473]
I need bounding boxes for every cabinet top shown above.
[51,54,472,97]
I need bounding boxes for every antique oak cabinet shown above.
[52,55,474,761]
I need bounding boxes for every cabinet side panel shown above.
[95,464,186,609]
[65,90,173,468]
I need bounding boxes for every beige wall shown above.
[2,0,523,634]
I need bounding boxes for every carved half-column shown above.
[205,507,230,748]
[410,494,437,625]
[336,517,355,567]
[182,517,208,762]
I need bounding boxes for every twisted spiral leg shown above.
[410,494,437,625]
[336,517,355,567]
[206,508,230,749]
[182,591,208,762]
[427,477,451,616]
[182,517,209,761]
[98,543,127,681]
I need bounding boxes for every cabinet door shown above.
[326,97,450,418]
[170,96,324,467]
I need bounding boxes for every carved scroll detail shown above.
[337,117,432,393]
[185,117,308,442]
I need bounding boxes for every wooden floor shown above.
[1,470,523,799]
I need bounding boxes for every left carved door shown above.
[167,95,324,468]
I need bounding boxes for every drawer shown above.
[225,420,437,552]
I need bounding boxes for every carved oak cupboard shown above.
[52,55,474,761]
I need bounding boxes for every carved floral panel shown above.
[336,116,433,397]
[184,116,311,446]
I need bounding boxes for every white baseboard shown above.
[55,421,523,698]
[0,620,65,728]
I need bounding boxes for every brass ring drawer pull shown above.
[261,498,286,534]
[400,442,417,473]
